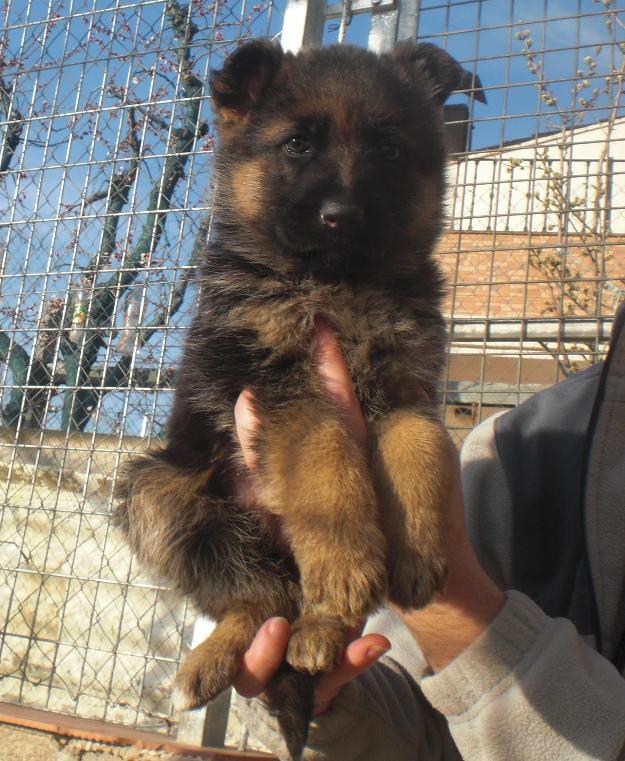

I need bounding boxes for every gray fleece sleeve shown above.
[446,413,625,760]
[460,411,515,589]
[422,590,625,760]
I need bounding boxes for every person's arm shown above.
[416,589,625,761]
[396,446,504,673]
[233,324,625,760]
[396,434,625,759]
[407,417,625,761]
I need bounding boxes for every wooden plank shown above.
[0,702,274,760]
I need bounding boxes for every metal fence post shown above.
[281,0,326,52]
[368,8,398,53]
[396,0,420,43]
[176,618,232,747]
[369,0,419,52]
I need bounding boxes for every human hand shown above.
[233,318,389,714]
[233,615,390,715]
[234,318,503,693]
[233,318,368,538]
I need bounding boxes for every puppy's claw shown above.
[172,684,202,713]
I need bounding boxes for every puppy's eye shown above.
[380,142,401,161]
[283,136,312,155]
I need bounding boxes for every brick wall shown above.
[434,229,625,441]
[437,230,625,319]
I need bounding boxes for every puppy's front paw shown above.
[286,615,347,675]
[388,549,447,610]
[304,545,387,622]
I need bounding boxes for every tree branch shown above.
[139,211,208,343]
[73,212,209,423]
[107,85,170,133]
[61,0,207,431]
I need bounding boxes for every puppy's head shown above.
[209,41,466,279]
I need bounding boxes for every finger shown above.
[234,617,291,698]
[234,388,259,471]
[312,319,368,451]
[313,633,390,715]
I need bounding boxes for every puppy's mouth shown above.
[275,223,365,259]
[276,235,365,277]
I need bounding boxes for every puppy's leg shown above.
[371,409,452,610]
[114,452,299,706]
[259,401,387,675]
[174,605,267,711]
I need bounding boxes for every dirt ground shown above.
[0,723,212,761]
[0,723,269,761]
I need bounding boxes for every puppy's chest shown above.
[228,283,429,383]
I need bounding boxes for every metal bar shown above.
[396,0,419,43]
[177,697,232,748]
[446,380,548,406]
[176,618,231,748]
[450,318,613,343]
[368,5,398,53]
[281,0,326,52]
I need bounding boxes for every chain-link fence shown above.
[0,0,623,747]
[425,0,625,440]
[0,0,283,739]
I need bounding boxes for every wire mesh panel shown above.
[419,0,625,441]
[325,0,624,440]
[0,0,282,735]
[0,0,623,743]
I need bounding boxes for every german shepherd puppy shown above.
[115,40,474,759]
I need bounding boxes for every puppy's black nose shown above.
[320,200,363,232]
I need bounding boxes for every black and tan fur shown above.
[115,40,472,760]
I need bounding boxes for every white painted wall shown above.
[448,117,625,234]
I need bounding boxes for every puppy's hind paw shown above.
[172,644,239,712]
[286,615,347,675]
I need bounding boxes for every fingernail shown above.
[267,617,287,638]
[366,646,389,660]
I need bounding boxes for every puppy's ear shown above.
[393,42,486,105]
[209,40,283,121]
